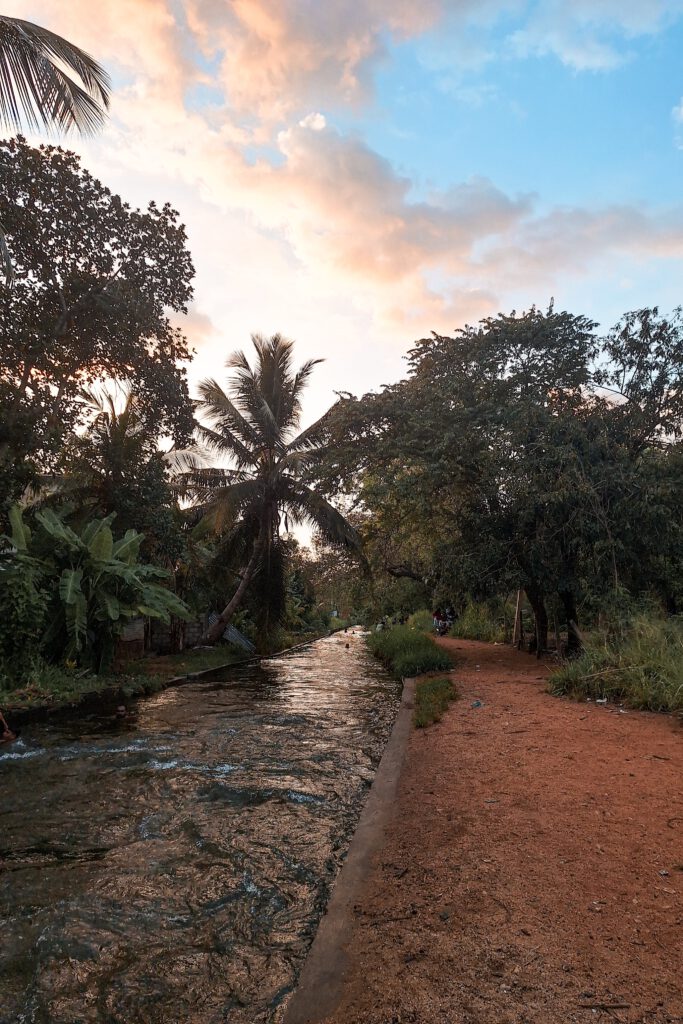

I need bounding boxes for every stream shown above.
[0,629,399,1024]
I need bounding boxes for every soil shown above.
[321,638,683,1024]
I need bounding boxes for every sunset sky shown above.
[7,0,683,423]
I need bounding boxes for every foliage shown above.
[329,615,352,631]
[414,676,457,728]
[0,659,165,711]
[0,137,195,507]
[452,601,506,643]
[0,506,190,675]
[406,609,436,632]
[54,383,187,563]
[0,554,48,676]
[0,16,110,136]
[367,625,452,679]
[313,304,683,652]
[549,614,683,713]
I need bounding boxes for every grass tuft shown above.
[367,625,452,679]
[549,614,683,713]
[406,608,435,632]
[452,601,505,643]
[414,675,457,727]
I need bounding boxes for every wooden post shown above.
[512,590,523,648]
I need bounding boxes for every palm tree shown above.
[0,15,110,135]
[193,334,363,644]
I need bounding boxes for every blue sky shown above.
[8,0,683,417]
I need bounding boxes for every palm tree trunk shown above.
[204,539,263,644]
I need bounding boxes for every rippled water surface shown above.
[0,631,399,1024]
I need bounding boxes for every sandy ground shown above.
[322,638,683,1024]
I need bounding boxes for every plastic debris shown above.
[596,698,608,704]
[471,699,483,708]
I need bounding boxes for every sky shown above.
[7,0,683,425]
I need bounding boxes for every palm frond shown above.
[195,421,258,470]
[0,16,110,135]
[162,443,212,478]
[279,479,364,554]
[285,408,332,456]
[199,478,265,534]
[196,377,262,455]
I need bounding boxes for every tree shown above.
[314,305,683,652]
[0,137,195,509]
[190,334,364,643]
[55,383,186,563]
[0,16,109,135]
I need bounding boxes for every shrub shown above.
[406,608,435,632]
[549,614,683,713]
[414,676,457,727]
[1,506,191,676]
[452,601,505,643]
[367,625,452,679]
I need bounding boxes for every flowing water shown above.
[0,630,399,1024]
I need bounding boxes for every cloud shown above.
[509,0,683,70]
[7,0,683,344]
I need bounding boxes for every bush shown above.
[367,625,452,679]
[452,601,505,643]
[414,676,457,727]
[549,614,683,713]
[406,608,435,632]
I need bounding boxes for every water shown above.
[0,630,399,1024]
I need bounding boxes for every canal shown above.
[0,629,399,1024]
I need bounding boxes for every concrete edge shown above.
[282,675,416,1024]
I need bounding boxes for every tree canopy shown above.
[0,137,195,508]
[311,305,683,647]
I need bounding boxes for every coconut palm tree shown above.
[192,334,363,644]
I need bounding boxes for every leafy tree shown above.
[189,334,364,643]
[0,137,195,509]
[1,506,190,674]
[314,305,683,651]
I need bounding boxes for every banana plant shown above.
[2,506,191,670]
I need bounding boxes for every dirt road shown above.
[321,638,683,1024]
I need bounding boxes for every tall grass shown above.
[406,608,435,632]
[452,601,506,643]
[414,676,457,727]
[550,614,683,713]
[367,625,452,679]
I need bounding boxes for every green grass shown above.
[0,661,166,711]
[139,645,247,678]
[406,608,435,632]
[451,601,506,643]
[367,625,453,679]
[549,614,683,713]
[414,675,457,727]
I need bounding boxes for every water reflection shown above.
[0,630,399,1024]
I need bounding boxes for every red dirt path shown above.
[322,638,683,1024]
